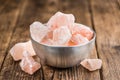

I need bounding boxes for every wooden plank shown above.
[0,0,48,80]
[0,0,22,70]
[0,0,9,12]
[91,0,120,80]
[52,0,101,80]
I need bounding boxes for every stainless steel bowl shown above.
[30,26,96,68]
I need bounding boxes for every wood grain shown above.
[91,0,120,80]
[0,0,22,70]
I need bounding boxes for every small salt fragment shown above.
[30,21,49,42]
[10,43,25,61]
[10,40,36,61]
[46,31,53,39]
[20,51,41,75]
[71,23,93,40]
[80,59,102,71]
[67,40,76,46]
[53,26,72,45]
[47,12,75,30]
[25,40,36,56]
[71,34,89,45]
[41,39,54,45]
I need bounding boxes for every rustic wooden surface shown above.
[0,0,120,80]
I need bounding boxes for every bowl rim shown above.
[30,24,96,48]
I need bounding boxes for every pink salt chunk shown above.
[71,23,93,40]
[25,40,36,56]
[20,51,41,75]
[47,12,75,31]
[10,43,25,61]
[71,34,89,45]
[67,40,76,46]
[30,21,49,42]
[10,40,36,61]
[53,26,72,45]
[80,59,102,71]
[41,39,54,45]
[43,31,53,40]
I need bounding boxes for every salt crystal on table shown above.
[71,34,89,45]
[25,40,36,56]
[30,21,49,42]
[10,43,25,61]
[47,12,75,31]
[20,51,41,75]
[10,40,36,61]
[71,23,93,40]
[80,59,102,71]
[53,26,72,45]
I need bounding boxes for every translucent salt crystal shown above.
[71,34,89,45]
[67,40,76,46]
[80,59,102,71]
[41,39,54,45]
[10,43,25,61]
[71,23,93,40]
[20,51,41,75]
[25,40,36,56]
[53,26,72,45]
[47,12,75,31]
[30,21,49,42]
[10,40,36,61]
[45,31,53,39]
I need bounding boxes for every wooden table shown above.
[0,0,120,80]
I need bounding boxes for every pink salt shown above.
[45,31,53,39]
[10,40,36,61]
[25,40,36,56]
[41,39,54,45]
[20,51,41,75]
[10,43,25,61]
[67,40,76,46]
[80,59,102,71]
[33,12,94,46]
[53,26,72,45]
[47,12,75,31]
[71,23,93,40]
[71,34,89,45]
[30,21,49,42]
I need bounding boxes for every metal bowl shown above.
[30,25,96,68]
